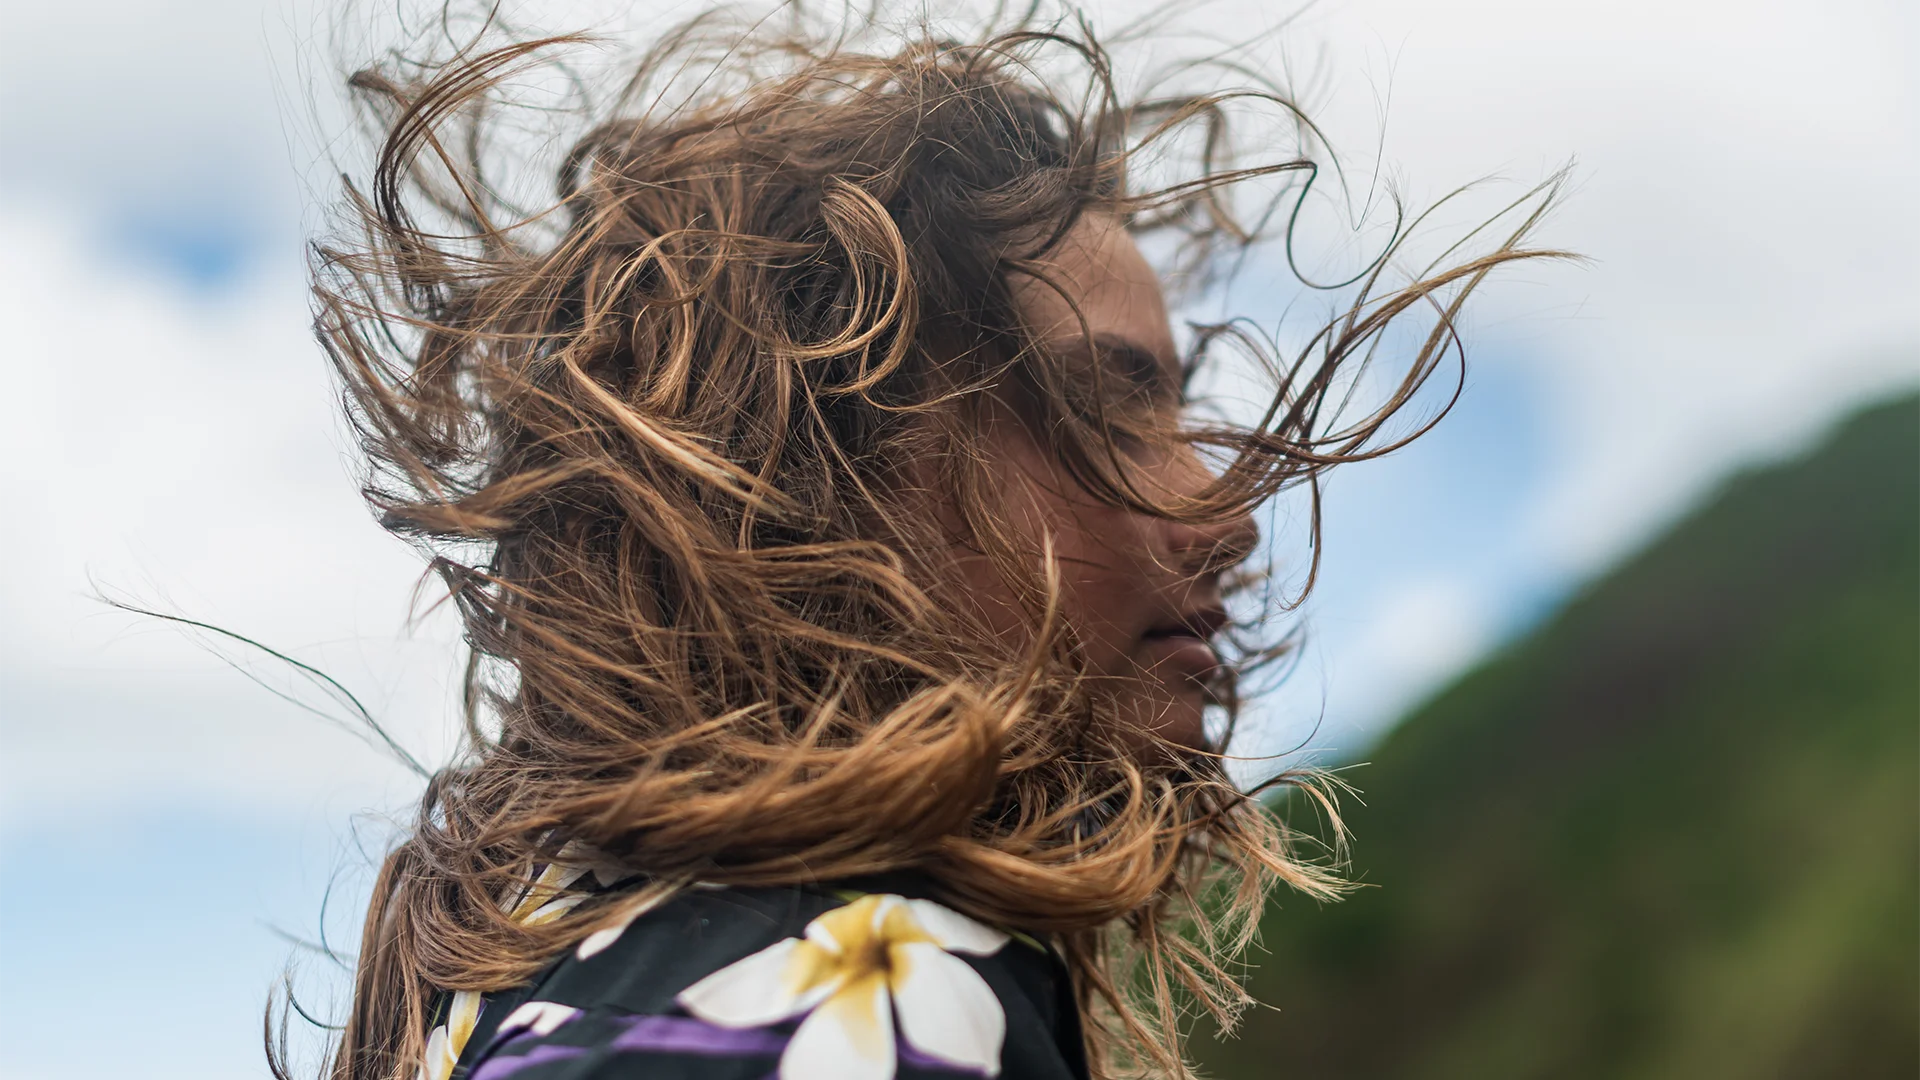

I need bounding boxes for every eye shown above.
[1093,338,1182,410]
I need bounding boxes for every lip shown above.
[1139,605,1229,684]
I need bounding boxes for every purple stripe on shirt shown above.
[609,1014,791,1056]
[471,1010,987,1079]
[470,1013,786,1080]
[470,1042,588,1080]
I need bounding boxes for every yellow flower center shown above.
[784,894,938,999]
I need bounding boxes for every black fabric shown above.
[445,877,1090,1080]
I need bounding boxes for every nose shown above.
[1166,502,1259,577]
[1157,449,1260,577]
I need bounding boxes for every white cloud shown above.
[1345,578,1495,702]
[1259,0,1920,573]
[0,204,458,832]
[1233,575,1495,771]
[0,0,312,215]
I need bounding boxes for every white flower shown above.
[417,990,481,1080]
[416,850,622,1080]
[505,860,590,921]
[498,1000,582,1038]
[677,894,1009,1080]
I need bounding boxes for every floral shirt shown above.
[427,875,1091,1080]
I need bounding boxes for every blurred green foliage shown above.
[1197,393,1919,1079]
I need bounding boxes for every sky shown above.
[0,1,1913,1077]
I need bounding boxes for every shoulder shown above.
[451,879,1088,1080]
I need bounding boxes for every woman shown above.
[299,7,1554,1080]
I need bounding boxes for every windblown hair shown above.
[297,6,1560,1079]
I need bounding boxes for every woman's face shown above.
[946,214,1258,752]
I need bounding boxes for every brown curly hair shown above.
[293,6,1563,1078]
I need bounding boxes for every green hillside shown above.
[1199,393,1920,1080]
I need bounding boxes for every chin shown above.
[1154,694,1211,753]
[1105,679,1213,757]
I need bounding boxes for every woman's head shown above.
[313,9,1558,1078]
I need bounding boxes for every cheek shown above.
[926,419,1169,676]
[1049,504,1161,674]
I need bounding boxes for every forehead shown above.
[1009,214,1178,370]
